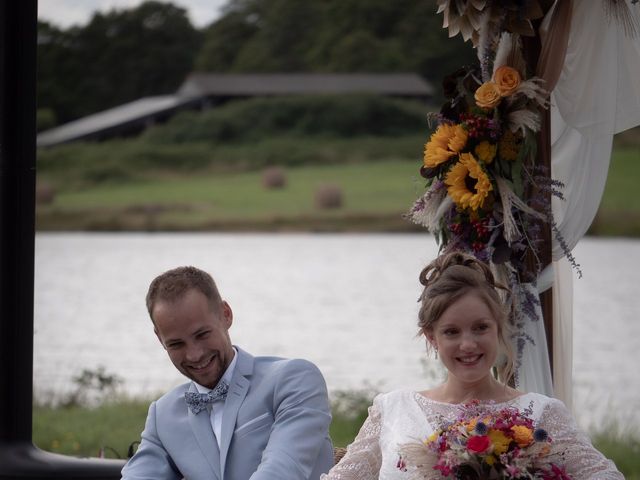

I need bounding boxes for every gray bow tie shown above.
[185,380,229,414]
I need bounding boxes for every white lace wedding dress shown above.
[322,390,623,479]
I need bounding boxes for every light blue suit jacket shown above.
[121,347,334,480]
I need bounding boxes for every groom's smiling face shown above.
[152,288,235,389]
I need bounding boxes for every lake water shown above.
[33,232,640,432]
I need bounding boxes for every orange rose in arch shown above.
[474,82,501,109]
[493,65,521,97]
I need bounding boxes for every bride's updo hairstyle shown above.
[418,250,515,384]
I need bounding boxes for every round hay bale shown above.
[314,184,343,209]
[262,167,287,189]
[35,181,56,205]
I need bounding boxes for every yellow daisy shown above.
[488,429,511,456]
[426,431,439,444]
[474,141,497,164]
[466,418,478,432]
[445,153,493,211]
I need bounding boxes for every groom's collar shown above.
[232,345,254,378]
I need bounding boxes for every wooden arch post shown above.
[521,0,557,378]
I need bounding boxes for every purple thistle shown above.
[474,421,488,435]
[534,428,549,442]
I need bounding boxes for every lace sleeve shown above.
[320,402,383,480]
[538,400,623,479]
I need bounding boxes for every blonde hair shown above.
[417,251,514,384]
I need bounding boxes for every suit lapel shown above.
[186,384,222,480]
[219,347,254,477]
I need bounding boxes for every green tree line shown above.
[37,0,475,128]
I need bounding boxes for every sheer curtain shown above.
[518,0,640,407]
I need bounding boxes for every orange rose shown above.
[493,66,521,97]
[510,425,534,448]
[474,82,501,109]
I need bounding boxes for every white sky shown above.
[37,0,228,29]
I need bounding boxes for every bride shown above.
[322,251,623,479]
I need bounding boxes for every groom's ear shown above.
[220,301,233,329]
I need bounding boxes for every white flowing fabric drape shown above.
[517,0,640,407]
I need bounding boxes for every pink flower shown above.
[466,435,491,454]
[434,463,453,476]
[543,464,572,479]
[506,464,521,476]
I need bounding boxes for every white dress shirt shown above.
[194,347,238,448]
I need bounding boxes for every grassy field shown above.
[36,158,426,231]
[32,395,640,478]
[590,148,640,236]
[36,147,640,234]
[35,99,640,233]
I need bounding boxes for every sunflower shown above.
[445,152,493,211]
[424,124,468,168]
[448,124,468,152]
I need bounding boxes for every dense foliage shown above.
[37,0,475,125]
[141,94,428,144]
[196,0,475,78]
[37,1,202,123]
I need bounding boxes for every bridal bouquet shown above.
[398,400,571,479]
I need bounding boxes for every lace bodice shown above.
[321,390,623,480]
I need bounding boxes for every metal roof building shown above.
[37,73,434,147]
[36,95,199,148]
[177,72,434,98]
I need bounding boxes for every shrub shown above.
[37,108,57,132]
[37,141,214,188]
[142,94,428,144]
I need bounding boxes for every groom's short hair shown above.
[146,266,222,319]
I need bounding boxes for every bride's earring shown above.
[426,337,438,359]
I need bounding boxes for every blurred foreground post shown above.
[0,1,124,477]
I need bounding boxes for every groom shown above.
[121,266,334,480]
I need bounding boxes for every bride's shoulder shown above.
[513,392,571,418]
[373,389,418,407]
[516,391,563,406]
[415,385,445,403]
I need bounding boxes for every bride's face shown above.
[428,291,499,385]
